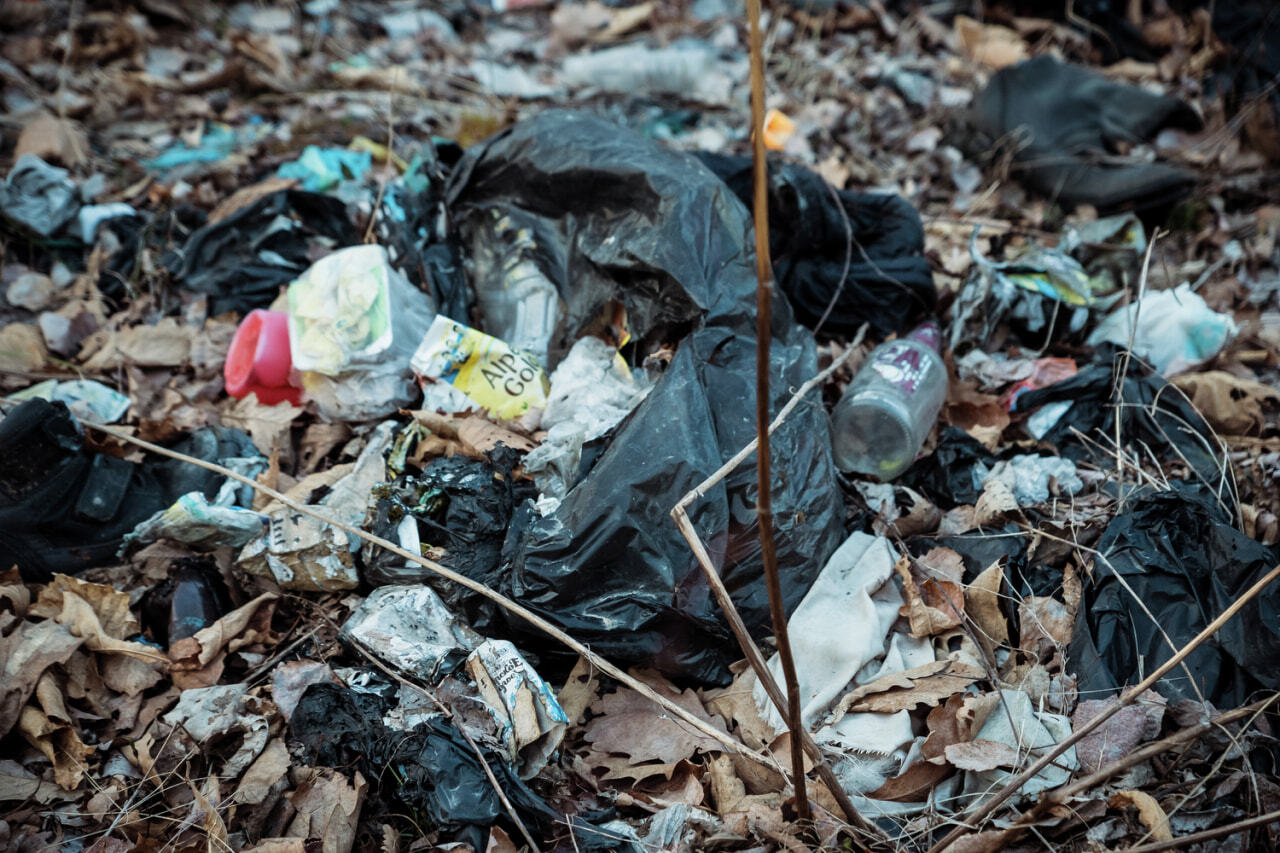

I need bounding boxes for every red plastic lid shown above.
[225,309,301,406]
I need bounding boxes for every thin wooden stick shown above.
[985,695,1277,848]
[78,420,776,772]
[926,562,1280,853]
[745,0,809,824]
[1051,695,1275,804]
[670,328,881,842]
[1120,807,1280,853]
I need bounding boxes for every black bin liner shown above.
[443,111,845,685]
[696,152,936,338]
[1070,483,1280,706]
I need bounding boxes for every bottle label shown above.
[869,342,929,395]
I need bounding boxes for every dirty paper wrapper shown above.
[465,639,569,779]
[411,315,549,428]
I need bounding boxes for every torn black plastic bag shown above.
[169,189,356,315]
[696,152,936,338]
[446,111,845,685]
[290,682,617,851]
[899,426,995,510]
[1012,345,1227,496]
[1069,484,1280,706]
[969,56,1202,212]
[363,448,535,633]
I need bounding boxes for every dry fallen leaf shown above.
[831,660,984,717]
[0,322,48,372]
[169,593,279,689]
[0,759,65,804]
[1171,371,1280,436]
[944,738,1022,772]
[974,478,1019,527]
[1110,789,1173,841]
[233,738,291,806]
[897,553,966,637]
[583,669,729,779]
[941,829,1013,853]
[241,840,306,853]
[867,759,951,802]
[954,15,1029,69]
[28,577,165,663]
[220,394,305,456]
[1072,697,1165,773]
[965,561,1009,656]
[945,381,1011,450]
[19,674,93,789]
[208,177,298,224]
[558,655,599,727]
[702,668,776,751]
[286,769,366,853]
[15,113,89,167]
[1018,595,1074,653]
[0,619,83,738]
[84,318,196,370]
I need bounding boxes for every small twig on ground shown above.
[746,0,810,825]
[926,562,1280,853]
[1120,807,1280,853]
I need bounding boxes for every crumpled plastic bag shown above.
[522,336,652,508]
[1012,345,1225,488]
[969,56,1202,210]
[696,152,936,338]
[1069,483,1280,706]
[1087,283,1238,376]
[343,585,482,683]
[0,154,80,238]
[446,111,845,684]
[949,228,1123,353]
[287,244,438,421]
[170,189,357,316]
[290,681,614,851]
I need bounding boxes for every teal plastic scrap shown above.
[275,145,372,192]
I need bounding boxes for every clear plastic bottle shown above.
[831,321,948,480]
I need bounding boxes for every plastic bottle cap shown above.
[224,310,302,405]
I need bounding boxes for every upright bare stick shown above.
[670,333,883,842]
[745,0,810,823]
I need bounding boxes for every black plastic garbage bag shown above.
[1069,483,1280,706]
[899,426,995,510]
[169,189,356,315]
[1012,345,1226,493]
[291,682,618,851]
[696,152,936,338]
[364,447,534,632]
[445,111,845,685]
[970,56,1202,212]
[376,154,473,323]
[0,398,259,582]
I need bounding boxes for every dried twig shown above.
[926,562,1280,853]
[1120,806,1280,853]
[988,695,1278,848]
[670,327,884,843]
[746,0,810,824]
